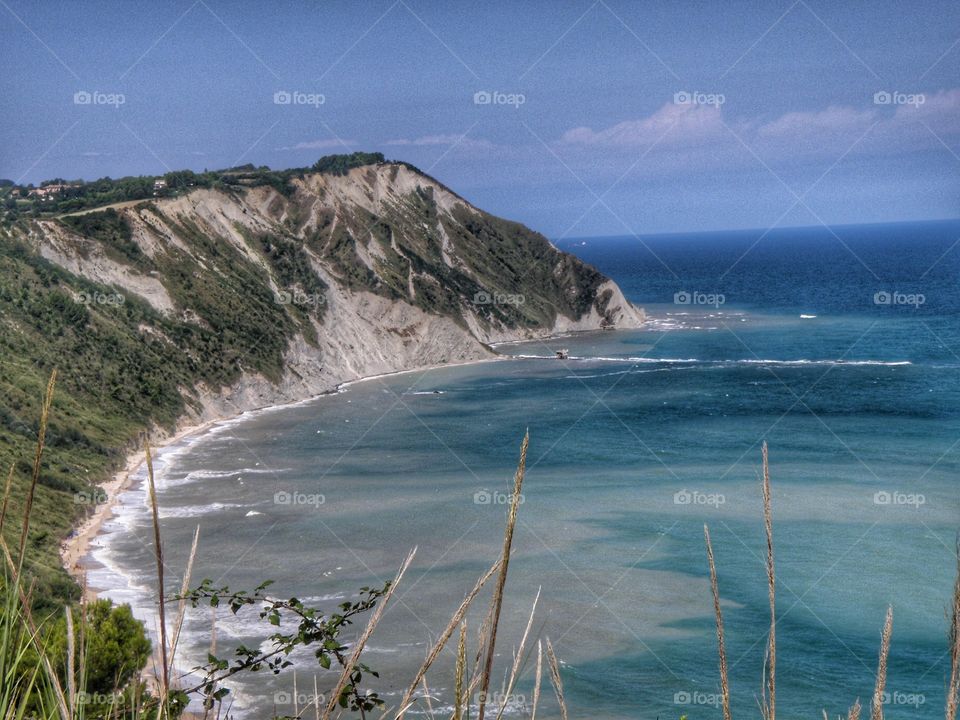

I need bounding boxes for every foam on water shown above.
[513,353,912,366]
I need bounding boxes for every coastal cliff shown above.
[27,161,641,419]
[0,156,642,602]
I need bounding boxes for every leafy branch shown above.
[176,578,391,715]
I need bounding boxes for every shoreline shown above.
[60,352,515,598]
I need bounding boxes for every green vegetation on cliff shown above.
[0,153,387,222]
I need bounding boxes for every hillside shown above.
[0,156,643,605]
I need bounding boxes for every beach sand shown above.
[59,418,217,599]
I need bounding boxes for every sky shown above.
[1,0,958,236]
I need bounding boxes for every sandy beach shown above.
[59,417,219,598]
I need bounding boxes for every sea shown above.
[86,219,960,719]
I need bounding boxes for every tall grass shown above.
[0,372,155,720]
[145,441,171,716]
[760,442,776,720]
[476,432,528,720]
[704,524,731,720]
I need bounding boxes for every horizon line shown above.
[559,216,960,242]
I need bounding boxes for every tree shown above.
[48,599,151,696]
[312,152,385,176]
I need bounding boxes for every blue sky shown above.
[1,0,958,235]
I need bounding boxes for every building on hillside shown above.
[29,184,75,200]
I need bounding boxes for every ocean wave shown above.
[160,467,290,486]
[565,366,700,379]
[733,358,911,366]
[158,502,248,519]
[515,354,911,367]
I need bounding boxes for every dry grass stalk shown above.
[465,554,518,709]
[870,606,893,720]
[0,463,14,533]
[476,431,528,720]
[203,604,219,720]
[530,640,542,720]
[761,441,776,720]
[545,638,567,720]
[65,605,76,717]
[169,524,201,673]
[453,622,466,720]
[470,597,495,691]
[421,676,434,718]
[704,524,732,720]
[947,539,960,720]
[494,586,540,720]
[18,369,56,572]
[395,557,502,717]
[321,547,416,720]
[79,578,87,710]
[294,671,300,718]
[848,698,861,720]
[145,439,171,716]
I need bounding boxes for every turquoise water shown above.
[92,220,960,718]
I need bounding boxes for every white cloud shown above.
[279,138,355,151]
[556,88,960,170]
[385,134,496,150]
[889,88,960,131]
[756,105,876,140]
[560,102,725,147]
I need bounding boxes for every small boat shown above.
[555,349,569,360]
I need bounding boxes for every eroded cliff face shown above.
[19,161,643,425]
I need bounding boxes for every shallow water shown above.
[91,220,960,718]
